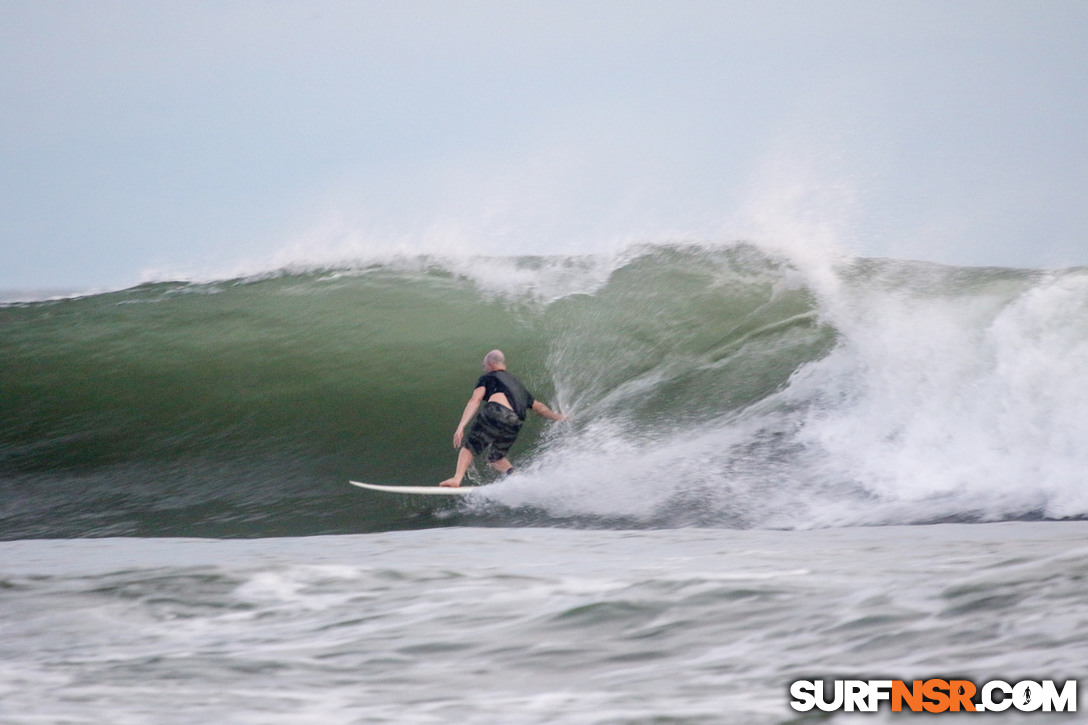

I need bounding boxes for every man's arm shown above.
[531,399,567,422]
[452,387,487,448]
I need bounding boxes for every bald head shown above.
[483,349,506,371]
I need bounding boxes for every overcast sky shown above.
[2,1,1087,291]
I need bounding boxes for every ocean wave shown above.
[3,242,1086,538]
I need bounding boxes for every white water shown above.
[2,524,1084,724]
[790,264,1088,524]
[465,253,1088,529]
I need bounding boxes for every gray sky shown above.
[3,1,1087,290]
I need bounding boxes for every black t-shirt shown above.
[476,370,535,421]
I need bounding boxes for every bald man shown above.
[439,350,566,487]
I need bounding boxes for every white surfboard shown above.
[348,480,481,496]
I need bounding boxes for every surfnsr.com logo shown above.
[790,679,1077,713]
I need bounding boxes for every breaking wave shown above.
[3,242,1087,538]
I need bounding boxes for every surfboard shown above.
[348,480,480,496]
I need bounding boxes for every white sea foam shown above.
[479,253,1088,528]
[3,525,1087,724]
[790,267,1088,523]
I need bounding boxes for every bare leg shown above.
[440,447,474,487]
[489,457,513,475]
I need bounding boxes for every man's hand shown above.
[453,428,464,449]
[532,400,568,422]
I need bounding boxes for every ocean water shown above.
[2,242,1087,722]
[2,524,1085,724]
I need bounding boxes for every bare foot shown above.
[438,478,461,488]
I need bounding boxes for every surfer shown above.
[439,349,566,487]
